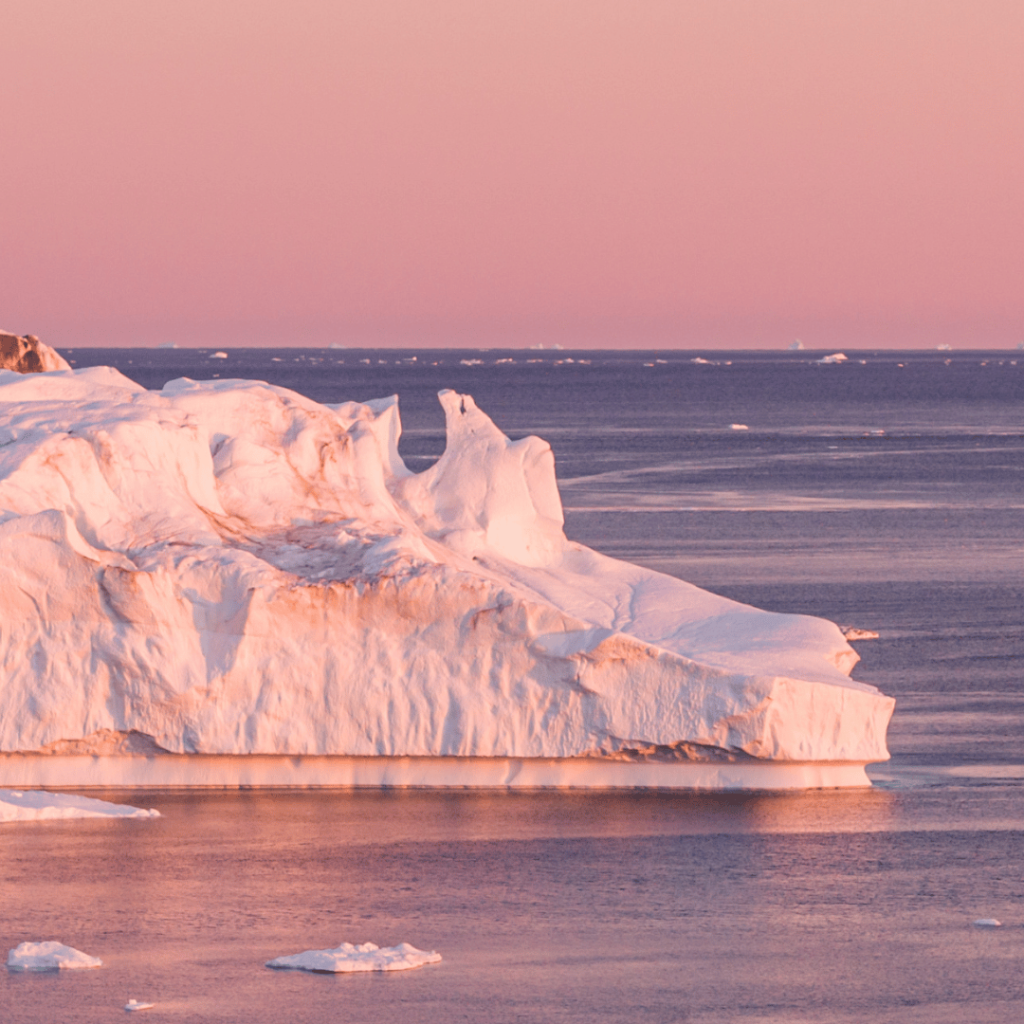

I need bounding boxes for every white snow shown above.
[0,789,159,822]
[266,942,441,973]
[7,941,102,970]
[0,369,894,768]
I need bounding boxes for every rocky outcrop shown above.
[0,331,71,373]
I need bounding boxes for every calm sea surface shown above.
[2,348,1022,1023]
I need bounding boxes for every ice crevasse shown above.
[0,367,894,763]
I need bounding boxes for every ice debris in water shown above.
[973,919,1002,928]
[7,942,102,971]
[840,628,880,641]
[728,423,749,431]
[124,999,156,1011]
[266,941,442,973]
[0,790,159,822]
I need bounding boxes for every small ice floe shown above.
[841,627,880,641]
[729,423,749,431]
[816,352,848,364]
[209,351,228,359]
[690,357,710,364]
[124,998,156,1011]
[788,339,804,350]
[973,918,1002,928]
[459,359,483,366]
[266,941,441,974]
[0,789,160,822]
[7,941,102,971]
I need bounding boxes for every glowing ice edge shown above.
[0,787,159,821]
[0,368,894,789]
[0,754,870,790]
[6,941,102,970]
[266,941,441,973]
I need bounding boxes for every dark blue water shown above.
[3,347,1023,1022]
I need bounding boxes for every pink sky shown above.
[2,0,1022,349]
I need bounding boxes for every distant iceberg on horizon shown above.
[0,366,893,789]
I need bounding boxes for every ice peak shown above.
[395,390,565,566]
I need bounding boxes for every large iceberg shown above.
[0,367,893,782]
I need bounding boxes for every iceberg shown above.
[0,367,894,788]
[266,941,441,973]
[0,789,159,822]
[6,941,102,970]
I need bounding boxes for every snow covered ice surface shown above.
[266,942,441,973]
[0,367,894,771]
[0,789,160,822]
[6,941,102,971]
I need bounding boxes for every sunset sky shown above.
[2,1,1022,349]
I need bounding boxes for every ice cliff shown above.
[0,368,894,763]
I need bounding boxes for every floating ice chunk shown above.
[729,423,749,431]
[840,628,879,641]
[266,942,441,973]
[690,357,710,364]
[124,999,156,1011]
[973,919,1002,928]
[0,789,159,822]
[459,359,483,366]
[209,351,228,359]
[7,942,102,971]
[937,344,952,351]
[789,340,804,350]
[816,353,848,364]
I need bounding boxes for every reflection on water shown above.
[4,789,1024,1024]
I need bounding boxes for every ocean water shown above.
[2,348,1022,1022]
